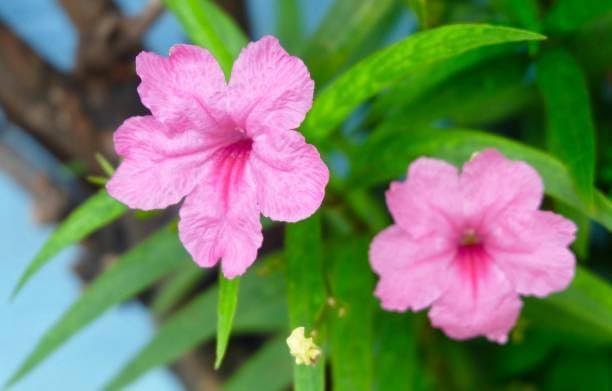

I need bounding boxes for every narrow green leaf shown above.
[504,0,541,32]
[6,224,184,388]
[537,48,596,207]
[95,152,115,176]
[328,238,375,391]
[223,336,293,391]
[285,214,326,391]
[386,55,534,127]
[152,261,206,316]
[371,44,517,121]
[374,312,419,391]
[215,275,240,369]
[350,127,612,231]
[276,0,303,51]
[406,0,429,28]
[544,0,612,34]
[105,259,287,390]
[163,0,247,75]
[301,0,398,85]
[302,24,545,141]
[12,189,127,298]
[524,266,612,343]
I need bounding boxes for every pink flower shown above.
[369,149,576,343]
[107,36,329,278]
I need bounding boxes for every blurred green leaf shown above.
[152,261,207,316]
[350,127,612,231]
[285,214,326,391]
[328,238,375,391]
[544,0,612,34]
[94,152,115,176]
[537,48,596,207]
[6,224,184,388]
[545,351,612,390]
[524,266,612,344]
[276,0,302,51]
[163,0,247,75]
[301,0,399,85]
[371,44,517,121]
[504,0,541,32]
[215,274,240,369]
[302,24,545,142]
[386,55,534,127]
[374,312,419,391]
[106,259,287,389]
[407,0,428,28]
[223,336,293,391]
[12,189,127,298]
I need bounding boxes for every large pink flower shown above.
[369,149,576,343]
[107,36,329,278]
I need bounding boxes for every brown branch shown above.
[0,23,101,171]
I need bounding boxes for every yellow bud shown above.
[286,327,321,366]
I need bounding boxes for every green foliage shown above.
[537,48,596,207]
[302,24,545,141]
[12,189,127,297]
[223,336,293,391]
[6,224,185,388]
[215,274,240,368]
[544,0,612,33]
[106,258,288,389]
[327,238,375,391]
[285,214,326,391]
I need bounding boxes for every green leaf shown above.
[524,266,612,343]
[406,0,429,28]
[385,55,534,127]
[301,0,399,85]
[350,127,612,231]
[152,261,206,316]
[223,336,293,391]
[12,189,127,298]
[537,48,596,207]
[285,214,326,391]
[276,0,303,51]
[328,238,375,391]
[105,259,287,390]
[215,274,240,369]
[6,224,184,388]
[544,0,612,34]
[301,24,545,141]
[374,312,419,391]
[371,44,517,121]
[163,0,247,75]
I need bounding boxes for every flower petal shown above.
[370,225,454,311]
[485,210,576,297]
[428,255,522,344]
[249,130,329,222]
[386,158,461,239]
[228,36,314,135]
[178,162,263,278]
[460,149,543,223]
[107,116,217,210]
[136,44,227,130]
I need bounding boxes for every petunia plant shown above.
[6,1,612,390]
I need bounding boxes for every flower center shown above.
[460,228,480,246]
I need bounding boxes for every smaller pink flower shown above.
[107,36,329,278]
[369,149,576,343]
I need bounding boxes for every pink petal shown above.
[460,149,543,223]
[107,116,217,210]
[386,158,461,239]
[370,225,454,311]
[428,250,522,343]
[136,44,227,131]
[228,36,314,135]
[178,153,263,278]
[249,130,329,222]
[485,210,576,297]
